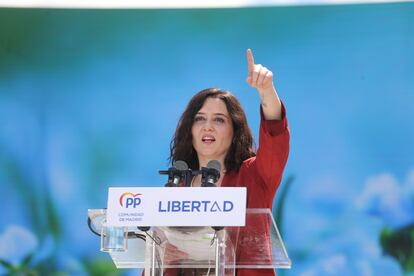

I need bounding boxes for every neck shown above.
[193,158,226,187]
[197,157,225,171]
[191,171,226,187]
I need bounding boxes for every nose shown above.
[202,119,214,131]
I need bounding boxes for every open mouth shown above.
[202,135,216,144]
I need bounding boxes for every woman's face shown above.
[191,97,234,167]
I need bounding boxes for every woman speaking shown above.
[171,48,289,202]
[167,49,290,276]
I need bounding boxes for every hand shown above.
[246,48,275,93]
[246,48,282,120]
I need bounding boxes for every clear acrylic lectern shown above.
[88,208,291,275]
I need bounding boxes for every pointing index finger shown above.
[247,48,255,76]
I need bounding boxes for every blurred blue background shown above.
[0,2,413,275]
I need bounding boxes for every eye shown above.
[214,117,225,123]
[194,116,206,122]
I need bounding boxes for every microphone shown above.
[172,160,188,186]
[202,160,224,231]
[201,160,221,187]
[162,160,188,187]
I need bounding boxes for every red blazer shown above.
[221,104,290,276]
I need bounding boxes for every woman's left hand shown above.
[246,48,275,94]
[246,48,282,120]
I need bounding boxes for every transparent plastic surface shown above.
[144,226,235,275]
[230,209,291,269]
[88,209,128,252]
[100,223,128,252]
[88,208,291,270]
[88,209,145,264]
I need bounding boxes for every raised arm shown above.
[245,49,289,198]
[246,48,282,120]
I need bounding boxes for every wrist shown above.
[258,86,277,104]
[258,84,276,97]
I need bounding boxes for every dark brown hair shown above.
[169,88,255,172]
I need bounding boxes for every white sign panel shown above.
[106,187,246,227]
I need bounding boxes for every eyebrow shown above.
[196,112,230,118]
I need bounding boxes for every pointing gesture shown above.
[246,49,282,120]
[246,49,274,92]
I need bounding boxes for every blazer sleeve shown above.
[254,101,290,197]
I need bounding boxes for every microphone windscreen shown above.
[207,160,221,172]
[174,160,188,170]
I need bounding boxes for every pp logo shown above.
[119,192,142,208]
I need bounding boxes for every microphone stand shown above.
[184,169,194,187]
